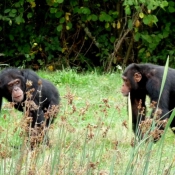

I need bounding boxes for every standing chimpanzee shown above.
[0,68,60,128]
[121,63,175,138]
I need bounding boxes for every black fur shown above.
[123,63,175,133]
[0,68,60,127]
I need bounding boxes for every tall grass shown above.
[0,68,175,174]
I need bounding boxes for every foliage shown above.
[0,0,175,70]
[122,0,175,67]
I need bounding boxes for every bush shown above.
[0,0,175,71]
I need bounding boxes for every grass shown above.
[0,69,175,175]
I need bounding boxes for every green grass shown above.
[0,69,175,175]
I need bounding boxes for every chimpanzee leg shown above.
[45,101,59,127]
[29,110,50,147]
[149,93,171,137]
[131,102,145,134]
[30,110,45,128]
[130,91,146,134]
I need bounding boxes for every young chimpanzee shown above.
[0,68,60,128]
[121,63,175,139]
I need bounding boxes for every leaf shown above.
[160,1,169,9]
[57,25,63,32]
[87,15,91,21]
[100,12,112,22]
[117,21,120,29]
[27,12,33,19]
[143,15,150,25]
[169,1,175,6]
[139,12,144,19]
[134,32,140,41]
[168,6,175,13]
[46,0,55,6]
[99,13,105,22]
[80,7,91,15]
[141,34,152,43]
[62,47,67,53]
[91,14,98,21]
[146,51,150,57]
[11,9,17,13]
[9,20,12,26]
[59,17,65,23]
[148,9,151,14]
[128,19,133,30]
[158,34,163,39]
[65,12,71,21]
[55,11,62,18]
[15,16,22,24]
[152,15,158,24]
[162,30,169,38]
[110,36,115,43]
[4,9,11,13]
[14,2,21,7]
[66,22,72,30]
[125,5,131,15]
[30,2,36,8]
[140,0,146,3]
[55,0,64,3]
[143,15,158,25]
[135,20,140,28]
[105,22,110,29]
[73,7,80,13]
[9,12,16,17]
[112,22,116,28]
[50,8,57,13]
[147,3,154,11]
[152,34,161,44]
[23,44,30,53]
[138,48,145,55]
[111,11,118,18]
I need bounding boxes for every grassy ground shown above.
[0,69,175,175]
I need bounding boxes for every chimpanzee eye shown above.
[8,84,13,87]
[16,80,20,85]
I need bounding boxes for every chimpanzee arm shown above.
[147,78,170,120]
[151,94,170,120]
[131,101,145,132]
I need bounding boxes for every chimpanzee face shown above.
[7,79,21,92]
[121,76,130,96]
[0,69,26,103]
[7,79,24,102]
[7,78,24,102]
[121,71,142,96]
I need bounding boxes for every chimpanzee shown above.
[121,63,175,138]
[0,68,60,128]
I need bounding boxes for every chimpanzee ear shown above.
[134,72,142,82]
